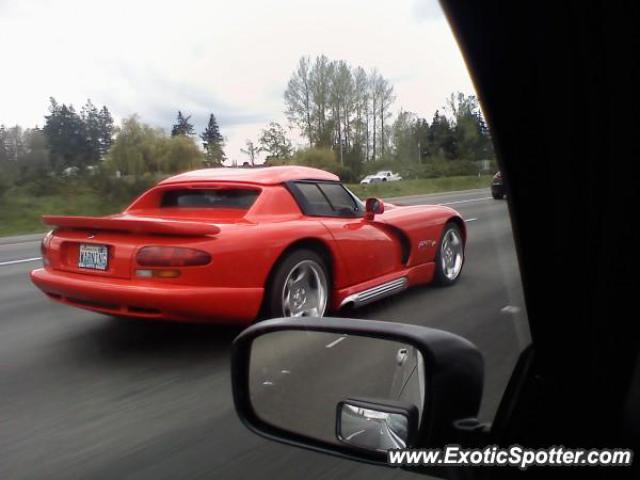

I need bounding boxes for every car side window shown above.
[317,183,362,216]
[290,181,363,218]
[293,182,333,215]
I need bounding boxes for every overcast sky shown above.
[0,0,475,163]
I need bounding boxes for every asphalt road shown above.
[0,188,530,479]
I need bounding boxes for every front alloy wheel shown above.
[434,223,464,286]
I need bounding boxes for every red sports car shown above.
[30,166,466,324]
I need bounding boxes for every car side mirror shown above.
[365,197,384,220]
[231,317,484,465]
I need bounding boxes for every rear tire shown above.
[492,192,504,199]
[265,249,329,319]
[433,223,465,286]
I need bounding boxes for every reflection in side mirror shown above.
[337,398,418,451]
[249,331,425,451]
[231,317,484,465]
[365,197,384,220]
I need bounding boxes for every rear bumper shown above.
[30,268,263,324]
[491,183,505,196]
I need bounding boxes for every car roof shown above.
[159,166,339,186]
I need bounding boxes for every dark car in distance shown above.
[491,171,505,199]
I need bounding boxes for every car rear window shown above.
[160,189,259,209]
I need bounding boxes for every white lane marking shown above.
[465,218,479,223]
[0,239,42,247]
[326,336,346,349]
[0,257,42,267]
[501,305,521,315]
[386,188,490,202]
[345,429,367,440]
[439,196,493,206]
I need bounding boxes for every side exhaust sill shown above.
[339,277,408,309]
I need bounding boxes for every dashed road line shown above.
[439,196,493,206]
[0,257,42,267]
[326,336,347,349]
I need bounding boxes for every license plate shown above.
[78,244,108,270]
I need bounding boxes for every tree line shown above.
[0,99,229,190]
[284,55,395,165]
[273,55,495,180]
[0,54,495,197]
[0,98,115,181]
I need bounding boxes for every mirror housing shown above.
[365,197,384,220]
[231,317,484,465]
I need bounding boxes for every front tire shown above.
[433,223,465,286]
[266,249,329,319]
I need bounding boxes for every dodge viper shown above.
[30,166,466,324]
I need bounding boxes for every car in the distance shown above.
[30,166,465,325]
[491,170,505,199]
[360,170,402,184]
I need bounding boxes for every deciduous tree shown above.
[258,122,292,162]
[284,56,314,147]
[240,139,259,166]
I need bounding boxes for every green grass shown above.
[0,175,491,237]
[0,186,129,236]
[348,175,491,199]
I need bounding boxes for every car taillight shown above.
[41,230,53,267]
[40,240,49,266]
[136,246,211,267]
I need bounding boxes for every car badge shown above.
[418,240,436,249]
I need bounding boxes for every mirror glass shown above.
[249,331,425,450]
[365,197,383,214]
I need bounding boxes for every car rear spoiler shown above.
[42,215,221,236]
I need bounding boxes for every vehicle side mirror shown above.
[231,317,484,465]
[365,197,384,220]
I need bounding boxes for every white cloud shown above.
[0,0,474,163]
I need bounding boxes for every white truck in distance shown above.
[360,170,403,184]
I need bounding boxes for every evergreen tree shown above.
[81,99,101,164]
[429,110,455,160]
[0,125,8,164]
[43,97,90,173]
[413,118,430,162]
[171,111,195,137]
[200,114,225,166]
[97,106,114,157]
[21,127,50,177]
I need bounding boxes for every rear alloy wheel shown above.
[267,249,329,318]
[434,223,465,286]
